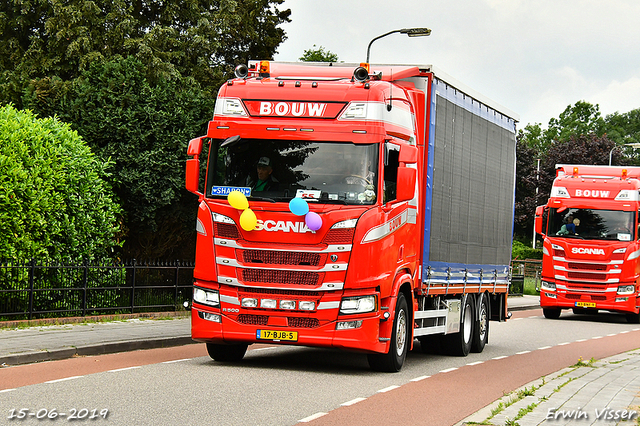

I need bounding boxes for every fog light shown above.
[545,292,556,299]
[280,300,296,310]
[261,299,277,309]
[199,311,221,323]
[616,297,628,302]
[299,301,315,311]
[336,320,363,330]
[242,298,258,308]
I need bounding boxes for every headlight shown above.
[617,285,635,295]
[340,295,377,315]
[541,281,556,291]
[193,287,220,307]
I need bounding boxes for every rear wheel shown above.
[368,293,409,372]
[471,294,489,353]
[206,343,248,362]
[443,295,474,356]
[543,308,561,319]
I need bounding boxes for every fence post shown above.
[82,258,88,316]
[174,260,180,310]
[28,259,36,320]
[131,259,136,314]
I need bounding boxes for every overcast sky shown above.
[273,0,640,130]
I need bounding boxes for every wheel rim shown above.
[395,309,407,356]
[463,303,472,343]
[478,304,487,341]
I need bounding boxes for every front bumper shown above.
[191,305,390,354]
[540,283,640,314]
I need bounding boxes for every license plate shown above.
[575,301,596,308]
[256,330,298,342]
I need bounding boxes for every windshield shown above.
[205,138,379,205]
[548,208,636,241]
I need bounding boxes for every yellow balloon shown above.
[228,191,249,210]
[240,208,257,231]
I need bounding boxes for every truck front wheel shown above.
[206,343,248,362]
[543,308,561,319]
[368,293,409,372]
[444,295,474,356]
[626,312,640,324]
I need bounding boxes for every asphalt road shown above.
[1,309,639,426]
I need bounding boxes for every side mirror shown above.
[399,144,418,164]
[186,136,204,196]
[396,167,416,202]
[186,158,201,195]
[534,205,546,236]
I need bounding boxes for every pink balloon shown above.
[305,212,322,231]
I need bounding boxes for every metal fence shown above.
[0,259,194,320]
[510,259,542,296]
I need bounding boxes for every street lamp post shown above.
[609,143,640,165]
[366,28,431,63]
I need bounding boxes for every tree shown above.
[0,104,121,261]
[513,137,540,241]
[22,57,214,259]
[537,133,622,201]
[0,0,291,106]
[299,45,339,62]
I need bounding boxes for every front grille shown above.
[241,269,321,286]
[566,294,581,300]
[237,314,268,325]
[215,222,240,239]
[568,262,607,271]
[590,295,606,301]
[553,250,565,257]
[567,272,607,281]
[288,317,319,328]
[239,250,323,266]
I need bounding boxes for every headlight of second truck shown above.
[339,295,377,315]
[193,287,220,307]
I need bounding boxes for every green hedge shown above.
[0,105,121,262]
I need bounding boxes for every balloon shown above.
[228,191,248,210]
[240,208,257,231]
[289,197,309,216]
[305,211,322,231]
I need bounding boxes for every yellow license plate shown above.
[256,330,298,342]
[575,301,596,308]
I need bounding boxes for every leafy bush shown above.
[512,240,543,260]
[0,104,121,261]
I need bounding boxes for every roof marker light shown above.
[622,169,628,179]
[573,167,579,177]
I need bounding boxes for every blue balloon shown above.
[289,197,309,216]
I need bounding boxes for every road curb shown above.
[0,336,196,367]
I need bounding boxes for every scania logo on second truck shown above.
[571,247,606,255]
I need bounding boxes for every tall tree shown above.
[0,0,291,106]
[22,57,214,259]
[299,45,338,62]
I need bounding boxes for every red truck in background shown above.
[535,165,640,323]
[185,60,518,371]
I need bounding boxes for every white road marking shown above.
[299,412,327,422]
[107,366,141,373]
[45,376,82,384]
[341,398,366,406]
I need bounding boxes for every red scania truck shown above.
[185,60,518,371]
[535,165,640,323]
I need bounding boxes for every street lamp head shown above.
[366,27,432,64]
[400,28,432,37]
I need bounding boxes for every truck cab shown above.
[535,165,640,323]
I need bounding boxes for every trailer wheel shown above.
[471,294,489,353]
[368,293,409,372]
[206,343,248,362]
[443,295,474,356]
[543,308,561,319]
